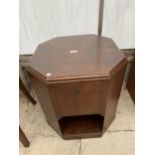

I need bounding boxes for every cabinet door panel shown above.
[50,81,107,118]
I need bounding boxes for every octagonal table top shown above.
[28,34,127,83]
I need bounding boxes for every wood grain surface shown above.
[27,35,127,139]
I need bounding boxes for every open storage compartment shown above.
[59,114,104,138]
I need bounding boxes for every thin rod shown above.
[98,0,104,36]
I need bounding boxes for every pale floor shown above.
[19,88,135,155]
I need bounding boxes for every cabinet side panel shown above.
[104,65,127,130]
[29,74,61,135]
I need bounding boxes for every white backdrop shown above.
[103,0,135,49]
[19,0,135,54]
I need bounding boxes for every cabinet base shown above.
[62,132,103,140]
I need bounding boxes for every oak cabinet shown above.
[27,34,127,139]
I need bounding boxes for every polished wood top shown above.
[28,34,126,82]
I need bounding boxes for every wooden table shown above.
[27,34,127,139]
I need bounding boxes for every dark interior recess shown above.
[59,114,104,136]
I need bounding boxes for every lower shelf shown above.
[59,114,104,138]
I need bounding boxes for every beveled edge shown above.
[27,57,127,84]
[27,65,110,84]
[109,57,128,77]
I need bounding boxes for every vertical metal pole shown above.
[98,0,104,36]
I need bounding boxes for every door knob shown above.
[74,87,81,95]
